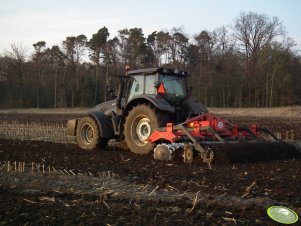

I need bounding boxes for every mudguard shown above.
[182,98,209,114]
[66,119,79,136]
[88,111,114,138]
[91,99,117,117]
[126,94,175,113]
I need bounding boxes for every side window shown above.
[145,75,156,95]
[128,75,144,100]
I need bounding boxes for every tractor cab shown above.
[126,68,188,103]
[115,68,194,114]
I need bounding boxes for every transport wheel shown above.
[76,116,108,150]
[124,104,168,154]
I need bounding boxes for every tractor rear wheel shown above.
[76,116,108,150]
[124,104,168,154]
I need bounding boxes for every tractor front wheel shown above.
[76,116,108,150]
[124,104,167,154]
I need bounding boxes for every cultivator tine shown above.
[178,124,214,167]
[238,126,262,140]
[257,127,279,141]
[206,127,224,141]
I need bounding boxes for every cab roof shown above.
[127,68,188,77]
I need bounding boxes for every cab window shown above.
[158,75,187,103]
[128,75,144,100]
[145,74,156,95]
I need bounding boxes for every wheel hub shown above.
[80,123,94,145]
[136,118,151,143]
[131,116,152,145]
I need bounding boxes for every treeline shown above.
[0,11,300,109]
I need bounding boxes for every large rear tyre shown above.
[76,116,108,150]
[124,104,168,154]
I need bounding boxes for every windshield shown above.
[158,75,187,103]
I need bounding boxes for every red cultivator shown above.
[149,113,298,167]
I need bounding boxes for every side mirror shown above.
[108,87,114,93]
[107,87,116,98]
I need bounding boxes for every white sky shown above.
[1,0,301,55]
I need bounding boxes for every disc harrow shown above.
[149,113,301,167]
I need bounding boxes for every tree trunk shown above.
[222,88,225,107]
[269,71,275,107]
[76,64,79,90]
[36,86,40,108]
[204,88,207,106]
[71,86,75,107]
[54,79,57,108]
[104,62,109,101]
[18,70,23,108]
[247,87,249,107]
[93,63,99,106]
[54,68,57,108]
[19,80,23,108]
[265,72,269,108]
[61,65,67,108]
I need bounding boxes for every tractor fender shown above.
[87,111,114,138]
[125,94,175,114]
[66,118,79,136]
[182,97,209,114]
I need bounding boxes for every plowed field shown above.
[0,110,300,225]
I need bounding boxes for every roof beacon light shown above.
[125,65,130,75]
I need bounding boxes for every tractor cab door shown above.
[127,74,157,101]
[116,76,132,110]
[127,75,144,101]
[117,75,146,110]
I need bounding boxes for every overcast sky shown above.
[1,0,301,55]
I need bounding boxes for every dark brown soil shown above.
[0,112,301,225]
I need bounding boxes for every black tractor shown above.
[67,67,208,154]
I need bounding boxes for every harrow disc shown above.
[183,143,194,163]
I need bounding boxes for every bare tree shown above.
[74,35,87,90]
[33,41,46,108]
[117,28,146,68]
[46,45,65,108]
[169,27,189,67]
[232,11,285,60]
[5,43,28,108]
[232,12,285,107]
[213,26,239,107]
[87,27,110,105]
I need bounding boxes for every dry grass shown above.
[209,106,301,118]
[0,106,300,117]
[0,120,74,143]
[0,108,87,114]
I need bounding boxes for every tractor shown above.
[67,67,300,167]
[67,67,207,153]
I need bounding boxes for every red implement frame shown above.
[149,113,277,144]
